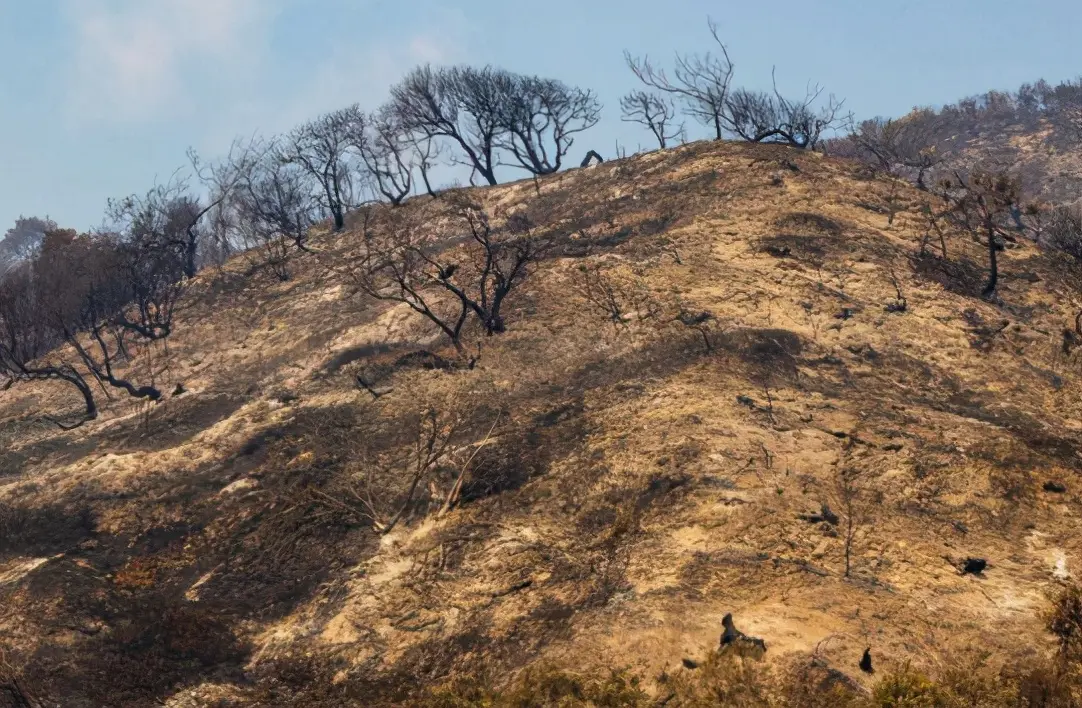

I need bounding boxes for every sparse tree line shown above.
[6,15,1082,429]
[0,59,608,426]
[897,76,1082,139]
[832,74,1082,304]
[831,76,1082,168]
[0,17,856,429]
[621,18,849,150]
[843,115,1082,303]
[843,122,1038,302]
[831,75,1082,268]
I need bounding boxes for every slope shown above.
[2,140,1082,706]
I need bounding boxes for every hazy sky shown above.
[1,0,1080,232]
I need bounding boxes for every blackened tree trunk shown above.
[983,221,999,299]
[27,366,98,430]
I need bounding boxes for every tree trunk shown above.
[40,368,98,430]
[185,247,197,279]
[982,223,999,298]
[75,375,98,420]
[100,370,162,402]
[420,164,439,198]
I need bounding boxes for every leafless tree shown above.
[0,225,187,427]
[389,65,504,186]
[186,138,265,268]
[107,140,262,281]
[36,231,170,404]
[624,18,734,140]
[280,106,365,231]
[350,195,551,357]
[108,181,203,282]
[309,403,503,534]
[938,171,1021,298]
[835,464,864,579]
[726,69,848,150]
[575,262,662,332]
[620,90,682,149]
[312,407,458,535]
[918,200,952,259]
[357,108,415,206]
[390,65,602,182]
[847,116,940,190]
[0,264,97,428]
[232,143,321,276]
[496,75,602,174]
[413,133,444,198]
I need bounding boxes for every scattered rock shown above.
[798,503,839,526]
[835,308,856,320]
[961,557,987,575]
[172,383,187,396]
[720,613,767,657]
[1054,553,1070,580]
[736,395,756,408]
[677,310,714,327]
[882,443,903,452]
[681,657,700,670]
[859,648,874,674]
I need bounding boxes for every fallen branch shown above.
[440,412,502,516]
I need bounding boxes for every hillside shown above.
[4,140,1082,706]
[829,80,1082,208]
[911,107,1082,207]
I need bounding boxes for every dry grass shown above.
[3,140,1082,704]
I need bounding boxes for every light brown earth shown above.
[3,140,1082,706]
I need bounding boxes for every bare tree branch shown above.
[620,91,682,149]
[279,106,366,231]
[496,75,602,174]
[624,17,734,140]
[726,68,849,150]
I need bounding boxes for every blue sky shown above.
[1,0,1080,232]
